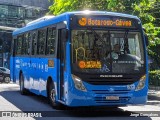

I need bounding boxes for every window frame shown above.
[37,28,47,56]
[12,23,65,59]
[16,35,23,55]
[31,31,38,56]
[46,27,57,57]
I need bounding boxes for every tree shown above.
[49,0,109,15]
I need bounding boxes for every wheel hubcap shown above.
[50,89,56,103]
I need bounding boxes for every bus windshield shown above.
[71,29,145,74]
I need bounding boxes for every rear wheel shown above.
[20,74,28,95]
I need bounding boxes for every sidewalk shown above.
[148,86,160,100]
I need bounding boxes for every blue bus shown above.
[10,11,148,108]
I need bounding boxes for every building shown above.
[0,0,52,69]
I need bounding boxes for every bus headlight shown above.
[135,75,146,91]
[72,74,87,92]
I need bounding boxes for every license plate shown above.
[106,96,119,100]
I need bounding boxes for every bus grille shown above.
[85,78,134,85]
[92,90,130,94]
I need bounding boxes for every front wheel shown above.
[20,74,28,95]
[48,83,63,109]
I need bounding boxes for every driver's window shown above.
[110,34,124,54]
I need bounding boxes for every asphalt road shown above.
[0,83,160,120]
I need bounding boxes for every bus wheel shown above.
[48,83,62,109]
[20,74,28,95]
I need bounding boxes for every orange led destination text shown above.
[79,61,102,69]
[78,17,132,27]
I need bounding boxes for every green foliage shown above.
[49,0,108,15]
[49,0,156,22]
[149,70,160,86]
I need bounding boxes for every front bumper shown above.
[64,83,148,107]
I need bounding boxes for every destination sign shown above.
[79,61,102,69]
[77,17,136,28]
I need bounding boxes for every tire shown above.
[4,76,10,83]
[48,82,63,109]
[20,74,28,95]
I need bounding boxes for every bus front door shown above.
[58,28,66,101]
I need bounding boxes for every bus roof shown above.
[13,11,140,36]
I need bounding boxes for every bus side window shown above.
[12,38,16,56]
[16,36,23,55]
[22,33,28,55]
[37,29,46,55]
[28,33,31,55]
[32,32,37,55]
[46,27,56,55]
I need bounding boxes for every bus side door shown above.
[57,23,67,101]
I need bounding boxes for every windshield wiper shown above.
[86,27,109,61]
[87,27,106,45]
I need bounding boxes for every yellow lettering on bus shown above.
[78,17,87,26]
[78,17,132,27]
[88,18,91,25]
[78,61,102,69]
